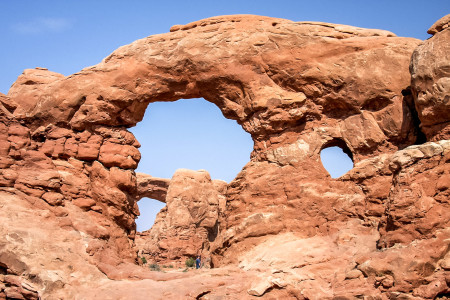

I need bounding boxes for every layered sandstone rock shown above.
[136,169,226,267]
[0,14,449,299]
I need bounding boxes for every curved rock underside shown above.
[0,14,449,299]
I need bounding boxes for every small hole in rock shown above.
[320,140,353,178]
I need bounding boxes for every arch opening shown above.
[320,139,354,178]
[136,198,165,232]
[131,98,253,232]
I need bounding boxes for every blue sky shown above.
[1,1,448,231]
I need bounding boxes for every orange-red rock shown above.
[411,14,450,141]
[135,173,170,202]
[0,14,449,299]
[136,169,226,266]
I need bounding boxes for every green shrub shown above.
[140,256,147,264]
[162,264,174,269]
[149,263,161,271]
[185,257,195,268]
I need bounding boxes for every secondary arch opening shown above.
[320,139,354,178]
[131,98,253,232]
[135,198,165,232]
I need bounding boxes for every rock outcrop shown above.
[411,15,450,141]
[136,169,226,267]
[0,14,449,299]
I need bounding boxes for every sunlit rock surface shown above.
[0,14,449,299]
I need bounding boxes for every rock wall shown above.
[0,100,145,287]
[0,14,449,299]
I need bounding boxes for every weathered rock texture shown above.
[0,14,449,299]
[411,15,450,141]
[136,169,226,267]
[136,172,170,202]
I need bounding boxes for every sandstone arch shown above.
[9,15,420,161]
[1,14,449,299]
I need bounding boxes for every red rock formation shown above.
[136,169,226,267]
[0,14,448,299]
[135,173,170,202]
[411,15,450,141]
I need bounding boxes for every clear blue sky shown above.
[1,1,447,231]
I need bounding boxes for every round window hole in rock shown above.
[320,141,354,178]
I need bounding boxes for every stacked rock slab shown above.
[0,14,449,299]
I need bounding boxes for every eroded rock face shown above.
[0,119,142,285]
[136,169,226,266]
[0,14,449,299]
[379,141,450,247]
[411,14,450,140]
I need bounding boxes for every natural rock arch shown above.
[9,15,419,163]
[1,14,449,299]
[4,14,423,270]
[132,97,253,234]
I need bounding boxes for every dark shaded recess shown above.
[435,292,450,299]
[31,132,46,143]
[67,96,87,123]
[211,239,231,261]
[196,291,211,299]
[0,99,16,114]
[321,138,354,162]
[385,214,399,232]
[361,95,392,111]
[320,96,360,119]
[0,262,6,275]
[207,222,219,242]
[402,87,426,145]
